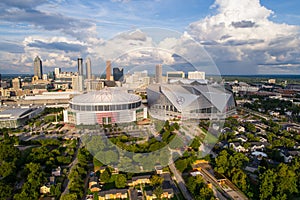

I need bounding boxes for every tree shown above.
[244,122,256,133]
[115,174,127,188]
[259,169,277,200]
[0,182,12,199]
[153,186,163,199]
[197,187,215,200]
[60,193,78,200]
[186,175,214,199]
[190,137,201,151]
[214,150,229,174]
[231,169,248,192]
[100,168,111,183]
[175,159,187,173]
[150,175,164,187]
[276,163,298,197]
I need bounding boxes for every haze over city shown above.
[0,0,300,75]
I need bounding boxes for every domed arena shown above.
[63,87,147,125]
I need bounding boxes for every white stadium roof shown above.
[71,87,141,105]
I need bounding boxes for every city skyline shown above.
[0,0,300,75]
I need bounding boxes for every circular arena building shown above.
[63,87,147,125]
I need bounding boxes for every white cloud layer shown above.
[187,0,300,74]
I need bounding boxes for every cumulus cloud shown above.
[0,0,102,73]
[0,41,24,53]
[231,20,256,28]
[188,0,300,74]
[25,38,86,53]
[0,0,97,41]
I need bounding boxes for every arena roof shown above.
[147,82,234,112]
[70,87,141,105]
[0,107,36,120]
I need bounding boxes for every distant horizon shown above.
[1,73,300,77]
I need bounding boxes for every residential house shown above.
[129,189,143,200]
[286,125,300,134]
[145,189,174,200]
[251,151,268,160]
[128,175,151,187]
[237,126,245,132]
[259,137,268,143]
[86,194,93,200]
[280,150,300,163]
[89,176,101,192]
[51,166,61,176]
[215,141,229,149]
[229,142,247,152]
[98,189,128,200]
[40,185,51,194]
[249,142,266,152]
[235,134,248,142]
[221,127,232,134]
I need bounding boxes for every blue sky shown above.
[0,0,300,75]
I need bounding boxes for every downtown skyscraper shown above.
[113,67,124,81]
[155,64,162,83]
[106,60,111,81]
[34,56,43,79]
[78,58,83,76]
[86,58,92,79]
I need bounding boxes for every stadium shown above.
[147,80,236,120]
[63,87,147,125]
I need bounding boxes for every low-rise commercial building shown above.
[0,106,44,128]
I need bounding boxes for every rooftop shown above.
[71,87,141,105]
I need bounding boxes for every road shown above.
[238,107,270,121]
[61,139,81,197]
[169,162,193,200]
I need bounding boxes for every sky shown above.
[0,0,300,75]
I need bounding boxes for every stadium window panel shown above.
[87,105,92,111]
[111,105,116,111]
[99,106,104,111]
[117,105,122,110]
[122,104,127,110]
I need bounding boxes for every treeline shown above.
[186,176,215,200]
[213,149,300,199]
[259,160,300,200]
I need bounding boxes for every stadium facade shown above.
[147,80,236,120]
[63,87,147,125]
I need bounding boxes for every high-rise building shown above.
[72,75,84,92]
[86,58,92,80]
[78,58,83,76]
[106,60,111,81]
[113,67,124,81]
[12,78,21,90]
[188,71,205,80]
[155,64,162,84]
[54,68,61,77]
[42,74,48,80]
[34,56,43,79]
[167,71,185,81]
